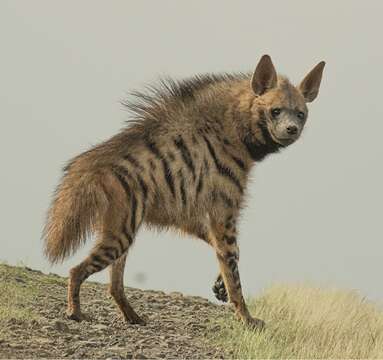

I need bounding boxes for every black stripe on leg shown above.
[92,254,105,264]
[100,246,119,261]
[91,263,104,272]
[223,235,237,245]
[225,251,239,262]
[91,254,108,271]
[202,136,243,193]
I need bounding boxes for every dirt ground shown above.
[0,265,232,359]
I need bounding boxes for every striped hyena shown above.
[43,55,325,330]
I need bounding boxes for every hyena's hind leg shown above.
[108,253,145,325]
[66,228,132,321]
[67,175,145,322]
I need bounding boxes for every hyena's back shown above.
[43,116,243,263]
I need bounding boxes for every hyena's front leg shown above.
[207,223,265,331]
[212,215,236,303]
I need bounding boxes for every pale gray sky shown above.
[1,1,382,302]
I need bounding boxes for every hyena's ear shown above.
[251,55,278,95]
[298,61,326,103]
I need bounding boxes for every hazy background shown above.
[1,1,382,302]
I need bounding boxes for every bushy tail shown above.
[43,169,110,264]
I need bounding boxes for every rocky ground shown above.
[0,264,232,359]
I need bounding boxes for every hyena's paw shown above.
[118,307,147,326]
[66,310,91,322]
[125,314,147,326]
[212,275,228,302]
[244,316,266,332]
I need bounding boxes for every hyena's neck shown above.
[216,81,282,164]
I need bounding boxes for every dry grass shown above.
[213,284,383,359]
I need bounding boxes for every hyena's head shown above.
[250,55,325,147]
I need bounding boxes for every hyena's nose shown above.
[286,125,298,135]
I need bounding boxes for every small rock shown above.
[63,348,76,356]
[42,325,54,332]
[25,267,42,274]
[107,346,125,352]
[48,272,60,277]
[80,340,99,347]
[169,291,183,298]
[54,320,70,332]
[92,323,108,331]
[134,352,147,359]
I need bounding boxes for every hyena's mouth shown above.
[268,127,295,146]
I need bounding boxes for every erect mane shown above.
[122,72,250,124]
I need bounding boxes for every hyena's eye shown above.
[271,108,281,118]
[297,111,305,119]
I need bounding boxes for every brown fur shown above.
[43,55,325,329]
